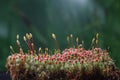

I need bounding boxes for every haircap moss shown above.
[6,33,120,80]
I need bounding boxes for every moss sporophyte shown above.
[6,33,120,80]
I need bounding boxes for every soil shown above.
[0,71,11,80]
[0,69,120,80]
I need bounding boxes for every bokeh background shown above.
[0,0,120,71]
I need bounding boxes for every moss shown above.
[6,33,120,80]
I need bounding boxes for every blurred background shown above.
[0,0,120,71]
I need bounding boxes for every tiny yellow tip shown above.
[16,34,19,40]
[10,45,15,53]
[39,47,42,51]
[10,46,13,49]
[96,33,99,39]
[92,38,95,43]
[23,36,27,41]
[76,37,79,42]
[29,33,32,38]
[96,40,99,44]
[45,48,48,51]
[20,48,23,53]
[26,33,30,39]
[82,40,84,44]
[67,36,69,41]
[52,33,56,40]
[70,34,73,38]
[16,40,20,45]
[26,33,29,36]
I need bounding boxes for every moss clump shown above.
[6,33,120,80]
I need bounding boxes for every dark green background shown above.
[0,0,120,71]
